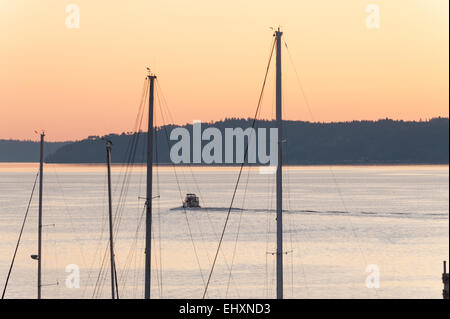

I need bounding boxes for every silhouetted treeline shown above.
[40,118,449,164]
[0,140,69,162]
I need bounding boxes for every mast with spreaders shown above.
[274,27,284,300]
[145,69,156,299]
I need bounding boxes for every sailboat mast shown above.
[106,141,116,299]
[37,132,44,299]
[145,71,156,299]
[275,28,283,300]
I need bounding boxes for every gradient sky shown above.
[1,0,448,141]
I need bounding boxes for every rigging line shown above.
[108,102,147,289]
[82,172,108,298]
[283,40,313,296]
[108,134,144,296]
[112,87,146,244]
[95,186,124,297]
[284,38,378,298]
[155,80,196,215]
[270,246,276,298]
[150,220,162,297]
[133,138,147,297]
[39,146,61,295]
[112,130,141,231]
[43,178,61,294]
[284,170,309,296]
[282,169,296,298]
[117,219,138,291]
[92,241,109,298]
[111,78,148,232]
[118,206,145,293]
[264,187,269,298]
[1,171,39,299]
[96,129,145,299]
[225,153,252,297]
[96,241,116,298]
[281,91,298,298]
[174,162,208,292]
[157,79,243,298]
[97,252,110,298]
[156,81,214,257]
[265,176,276,298]
[154,88,163,297]
[265,76,276,298]
[48,162,92,291]
[116,144,146,296]
[185,171,241,296]
[283,40,314,121]
[202,38,276,299]
[114,258,120,299]
[155,83,213,296]
[156,82,238,295]
[156,74,266,298]
[97,88,147,298]
[284,183,301,298]
[96,238,116,298]
[283,41,315,297]
[156,81,214,256]
[92,247,108,298]
[114,78,151,295]
[158,83,246,300]
[154,78,194,196]
[82,174,108,297]
[285,36,370,253]
[155,80,209,295]
[290,244,294,298]
[326,168,376,286]
[95,89,146,298]
[114,113,144,208]
[110,76,147,197]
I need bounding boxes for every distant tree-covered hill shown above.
[0,140,69,162]
[41,118,449,164]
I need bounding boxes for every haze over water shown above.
[0,164,448,298]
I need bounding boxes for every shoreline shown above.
[1,161,448,165]
[1,162,448,169]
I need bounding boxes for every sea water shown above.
[0,164,448,299]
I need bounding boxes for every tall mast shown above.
[145,69,156,299]
[37,132,44,299]
[274,28,283,300]
[106,141,117,299]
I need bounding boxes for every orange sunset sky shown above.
[1,0,448,141]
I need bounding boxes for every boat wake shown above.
[170,206,244,211]
[169,206,447,219]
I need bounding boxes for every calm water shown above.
[0,164,448,299]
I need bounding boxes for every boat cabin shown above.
[183,193,200,208]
